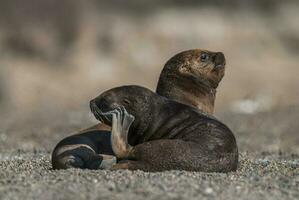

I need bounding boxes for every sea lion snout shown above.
[213,52,225,68]
[90,99,96,109]
[92,95,118,112]
[90,98,113,124]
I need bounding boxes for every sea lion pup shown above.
[52,49,226,169]
[90,85,238,172]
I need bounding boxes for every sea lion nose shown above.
[214,52,225,68]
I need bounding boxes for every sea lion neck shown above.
[156,74,216,115]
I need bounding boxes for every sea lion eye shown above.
[200,53,209,62]
[123,99,130,105]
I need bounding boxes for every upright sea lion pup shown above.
[90,85,238,172]
[52,49,226,169]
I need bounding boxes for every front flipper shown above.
[101,107,135,159]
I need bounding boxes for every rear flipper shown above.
[52,130,116,170]
[52,145,116,170]
[111,139,238,172]
[101,106,135,159]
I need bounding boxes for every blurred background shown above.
[0,0,298,153]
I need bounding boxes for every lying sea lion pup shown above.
[90,85,238,172]
[52,49,226,170]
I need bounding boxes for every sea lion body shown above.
[52,49,227,170]
[90,85,238,172]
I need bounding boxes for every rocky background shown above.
[0,1,298,199]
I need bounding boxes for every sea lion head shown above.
[90,85,154,128]
[163,49,226,88]
[156,49,226,114]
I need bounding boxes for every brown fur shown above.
[91,85,238,172]
[156,49,226,114]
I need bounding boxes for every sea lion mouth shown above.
[90,101,112,125]
[213,63,225,70]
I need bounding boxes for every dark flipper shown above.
[51,124,116,170]
[112,139,238,172]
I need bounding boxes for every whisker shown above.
[91,104,95,115]
[96,109,104,122]
[94,105,106,122]
[91,102,112,124]
[91,103,101,121]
